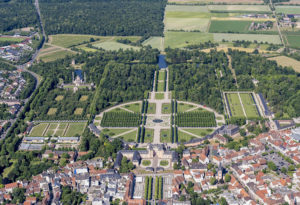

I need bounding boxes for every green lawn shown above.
[165,32,213,48]
[58,123,68,129]
[160,129,172,143]
[144,129,154,143]
[240,93,260,118]
[142,37,163,51]
[158,70,166,81]
[177,103,196,112]
[64,122,86,137]
[48,123,58,129]
[29,123,48,137]
[157,82,165,92]
[0,37,24,42]
[155,93,165,100]
[209,20,253,33]
[160,160,169,166]
[93,41,139,51]
[182,128,213,137]
[142,160,151,166]
[162,103,171,114]
[40,50,74,62]
[147,103,156,114]
[226,93,245,117]
[108,107,130,113]
[102,128,133,136]
[55,129,65,136]
[118,130,137,142]
[213,33,281,44]
[122,103,141,113]
[178,130,195,143]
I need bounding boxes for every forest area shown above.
[0,0,38,32]
[39,0,166,36]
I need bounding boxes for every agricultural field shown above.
[240,93,260,118]
[39,50,74,62]
[101,112,141,127]
[176,111,216,127]
[167,0,264,4]
[209,20,253,33]
[208,5,270,12]
[49,34,101,48]
[93,41,139,51]
[286,35,300,48]
[268,56,300,73]
[142,37,163,50]
[213,33,282,44]
[275,6,300,14]
[165,32,213,48]
[29,122,87,137]
[166,5,209,12]
[225,93,245,117]
[121,103,141,113]
[165,18,210,32]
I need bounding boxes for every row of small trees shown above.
[144,176,153,200]
[176,112,216,127]
[154,176,163,200]
[137,126,145,143]
[101,112,141,127]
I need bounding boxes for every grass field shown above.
[177,103,196,112]
[165,11,238,18]
[166,5,209,12]
[142,37,163,50]
[93,41,139,51]
[162,103,171,114]
[209,20,252,33]
[240,93,260,118]
[118,130,137,142]
[160,160,169,166]
[55,95,64,101]
[275,6,300,14]
[147,103,156,114]
[226,93,245,117]
[165,18,210,32]
[122,103,141,113]
[102,128,132,136]
[155,93,165,100]
[160,129,172,143]
[40,50,74,62]
[286,35,300,48]
[108,107,129,113]
[29,122,86,137]
[165,32,213,48]
[144,129,154,143]
[158,70,166,81]
[157,82,165,92]
[74,108,83,115]
[208,5,270,12]
[0,37,24,42]
[178,130,195,143]
[182,128,213,137]
[213,33,282,44]
[50,34,101,48]
[79,95,88,101]
[47,108,57,115]
[268,56,300,73]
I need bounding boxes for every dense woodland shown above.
[0,0,38,32]
[39,0,166,36]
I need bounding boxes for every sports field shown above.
[208,5,270,12]
[268,56,300,73]
[29,122,87,137]
[165,18,210,32]
[209,20,252,33]
[226,93,244,117]
[213,33,281,44]
[165,32,213,48]
[275,6,300,14]
[240,93,260,118]
[93,41,139,51]
[142,37,163,50]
